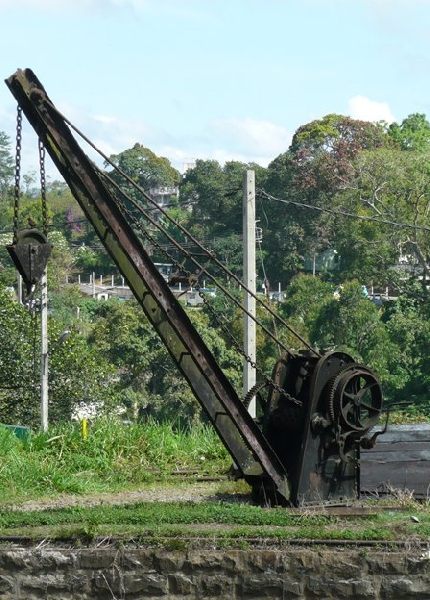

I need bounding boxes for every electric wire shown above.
[96,165,316,358]
[17,102,427,362]
[257,189,430,233]
[37,104,318,356]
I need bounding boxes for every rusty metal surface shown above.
[5,68,291,503]
[5,68,388,508]
[7,229,51,296]
[361,424,430,499]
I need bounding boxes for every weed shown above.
[0,419,230,502]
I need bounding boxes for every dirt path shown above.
[5,480,251,512]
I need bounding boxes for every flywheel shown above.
[327,364,383,434]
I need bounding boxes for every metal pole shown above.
[243,170,256,418]
[40,268,48,431]
[17,273,22,304]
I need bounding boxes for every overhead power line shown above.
[257,189,430,233]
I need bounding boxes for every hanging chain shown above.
[13,106,22,244]
[38,139,48,236]
[107,180,301,406]
[201,294,302,405]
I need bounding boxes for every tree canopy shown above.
[105,143,180,202]
[2,107,430,426]
[0,131,14,201]
[387,113,430,152]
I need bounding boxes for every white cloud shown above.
[348,96,396,124]
[92,114,117,126]
[0,0,94,8]
[0,0,184,12]
[0,0,150,10]
[211,118,291,162]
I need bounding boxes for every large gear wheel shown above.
[243,381,269,412]
[327,364,383,434]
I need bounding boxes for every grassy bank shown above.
[0,499,429,546]
[0,419,231,502]
[0,419,429,546]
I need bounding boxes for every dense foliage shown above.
[0,109,430,427]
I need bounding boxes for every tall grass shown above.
[0,420,230,502]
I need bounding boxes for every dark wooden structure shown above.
[361,424,430,500]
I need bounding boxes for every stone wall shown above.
[0,545,429,599]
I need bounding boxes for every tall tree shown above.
[290,114,391,194]
[387,113,430,152]
[179,160,267,281]
[0,131,14,201]
[333,147,430,285]
[261,151,309,284]
[105,143,180,202]
[258,115,393,286]
[0,285,116,426]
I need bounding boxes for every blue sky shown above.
[1,0,430,179]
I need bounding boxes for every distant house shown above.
[303,249,340,274]
[148,186,179,217]
[154,263,173,282]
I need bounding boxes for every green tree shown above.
[280,274,335,341]
[47,230,75,293]
[333,147,430,284]
[290,114,391,194]
[88,298,177,421]
[258,115,393,286]
[382,294,430,407]
[48,320,119,423]
[180,159,264,241]
[0,285,117,426]
[88,297,244,424]
[387,113,430,152]
[179,160,267,282]
[309,280,388,363]
[0,131,14,201]
[0,286,37,424]
[105,143,180,201]
[262,150,312,283]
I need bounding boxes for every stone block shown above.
[153,552,185,573]
[93,571,169,597]
[246,550,281,573]
[0,575,14,594]
[168,573,196,595]
[19,573,74,597]
[184,550,223,572]
[0,549,33,570]
[236,575,284,598]
[326,577,378,599]
[200,575,226,596]
[365,552,406,575]
[121,550,156,571]
[381,575,430,599]
[77,548,118,570]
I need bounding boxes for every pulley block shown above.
[7,228,52,296]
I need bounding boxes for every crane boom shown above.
[6,68,291,502]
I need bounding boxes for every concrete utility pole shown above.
[243,170,256,418]
[40,268,49,431]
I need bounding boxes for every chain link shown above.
[99,171,303,407]
[38,139,48,236]
[201,295,302,405]
[13,106,22,244]
[109,183,302,406]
